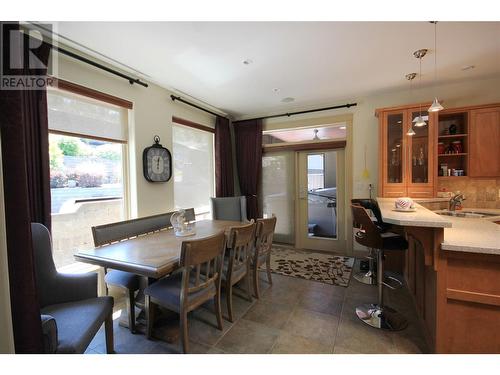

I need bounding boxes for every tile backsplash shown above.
[438,178,500,209]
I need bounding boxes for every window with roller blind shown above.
[47,85,130,269]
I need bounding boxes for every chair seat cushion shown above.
[105,270,140,290]
[41,296,113,354]
[145,272,216,312]
[382,235,408,251]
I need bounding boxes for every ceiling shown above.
[56,22,500,119]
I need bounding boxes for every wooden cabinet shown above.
[377,104,437,198]
[469,107,500,177]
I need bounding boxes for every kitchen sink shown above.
[434,210,499,218]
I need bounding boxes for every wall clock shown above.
[143,136,172,182]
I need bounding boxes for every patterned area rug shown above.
[267,246,354,287]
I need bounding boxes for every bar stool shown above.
[351,199,387,285]
[351,204,408,331]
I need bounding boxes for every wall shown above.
[56,53,217,218]
[260,74,500,199]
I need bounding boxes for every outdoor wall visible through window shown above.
[47,88,128,269]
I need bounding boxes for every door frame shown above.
[262,113,353,255]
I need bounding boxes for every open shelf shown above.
[438,153,468,157]
[438,134,468,139]
[438,176,469,180]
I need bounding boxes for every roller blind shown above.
[47,88,128,143]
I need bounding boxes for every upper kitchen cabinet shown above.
[377,104,436,198]
[469,107,500,177]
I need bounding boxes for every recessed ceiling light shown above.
[461,65,475,71]
[272,88,280,93]
[281,97,295,103]
[340,126,346,130]
[242,59,253,65]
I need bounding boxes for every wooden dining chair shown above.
[92,211,175,333]
[252,216,277,299]
[144,231,226,353]
[223,221,256,322]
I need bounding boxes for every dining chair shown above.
[32,223,114,354]
[144,231,226,353]
[223,221,256,322]
[252,216,277,299]
[183,207,196,222]
[210,196,248,221]
[92,211,175,333]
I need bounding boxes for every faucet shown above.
[449,192,466,211]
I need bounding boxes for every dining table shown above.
[74,219,244,339]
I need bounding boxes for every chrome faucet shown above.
[449,192,466,211]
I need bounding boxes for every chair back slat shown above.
[92,211,175,247]
[180,231,226,296]
[227,221,256,274]
[351,204,383,249]
[255,216,277,259]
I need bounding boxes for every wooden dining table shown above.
[74,219,243,339]
[75,219,243,279]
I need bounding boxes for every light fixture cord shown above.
[434,21,438,96]
[419,55,422,116]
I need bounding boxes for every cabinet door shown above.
[469,108,500,177]
[406,109,435,198]
[381,111,407,196]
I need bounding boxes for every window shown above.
[47,87,129,269]
[172,123,214,217]
[307,154,325,191]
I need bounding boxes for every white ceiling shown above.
[56,22,500,119]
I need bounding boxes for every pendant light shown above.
[428,21,444,112]
[413,49,428,127]
[406,73,417,136]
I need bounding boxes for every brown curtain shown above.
[0,22,51,353]
[214,116,234,197]
[233,119,262,220]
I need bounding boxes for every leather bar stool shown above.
[351,199,387,285]
[351,204,408,331]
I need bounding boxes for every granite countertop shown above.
[376,198,500,255]
[376,198,453,228]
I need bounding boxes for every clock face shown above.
[143,146,172,182]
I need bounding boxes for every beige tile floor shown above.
[86,260,429,354]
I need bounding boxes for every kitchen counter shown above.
[376,197,453,228]
[377,198,500,255]
[375,197,500,353]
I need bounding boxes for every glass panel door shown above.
[262,151,295,244]
[386,113,404,183]
[409,110,430,184]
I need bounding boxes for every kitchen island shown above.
[376,198,500,354]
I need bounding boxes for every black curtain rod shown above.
[51,45,149,87]
[238,102,358,122]
[170,95,227,118]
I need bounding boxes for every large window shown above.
[47,87,129,269]
[172,123,214,216]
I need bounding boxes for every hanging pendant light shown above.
[405,73,417,136]
[428,21,444,112]
[413,49,428,127]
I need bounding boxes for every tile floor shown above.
[86,260,429,354]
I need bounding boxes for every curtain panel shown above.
[214,116,234,197]
[0,22,51,353]
[233,119,263,220]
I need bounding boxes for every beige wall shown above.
[261,74,500,199]
[56,53,217,218]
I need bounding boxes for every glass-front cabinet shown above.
[377,104,436,198]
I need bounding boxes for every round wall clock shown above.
[143,136,172,182]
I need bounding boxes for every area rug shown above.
[266,246,354,287]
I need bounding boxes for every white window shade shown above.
[47,89,128,143]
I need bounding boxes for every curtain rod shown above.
[170,95,227,119]
[237,102,358,122]
[51,45,149,87]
